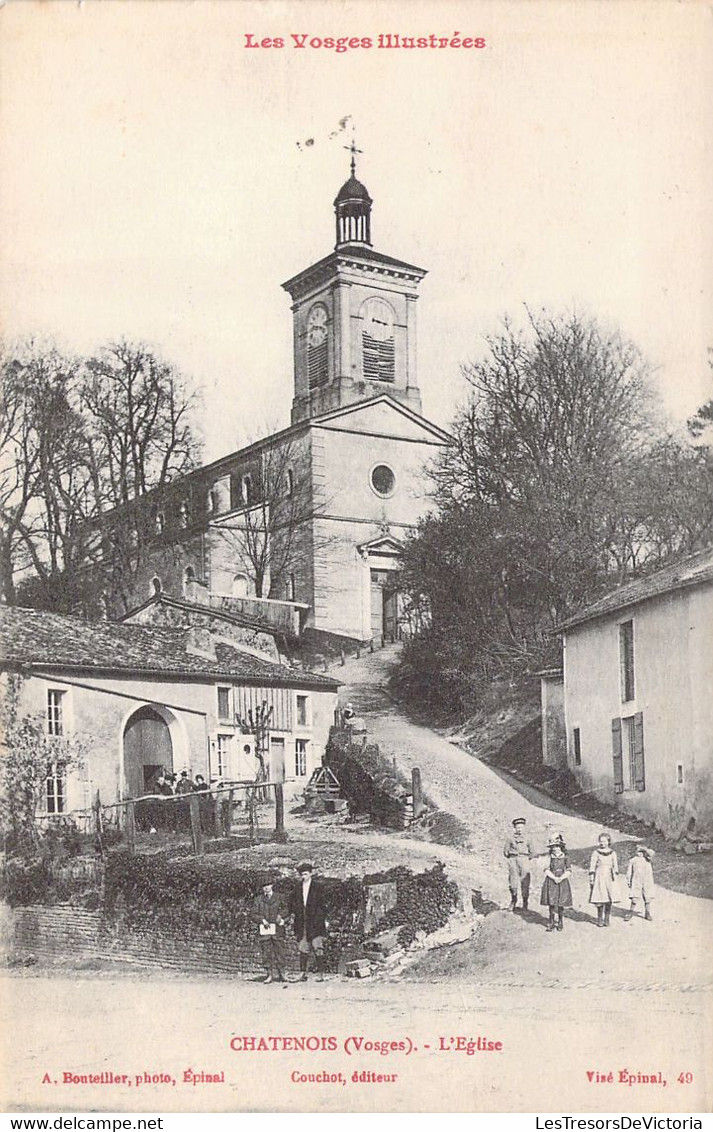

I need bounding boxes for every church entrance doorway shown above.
[123,705,173,798]
[370,569,399,643]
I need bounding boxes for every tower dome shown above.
[334,154,372,248]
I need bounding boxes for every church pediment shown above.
[311,395,451,445]
[357,534,404,556]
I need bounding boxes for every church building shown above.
[107,158,450,644]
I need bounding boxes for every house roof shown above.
[559,547,713,631]
[0,605,339,690]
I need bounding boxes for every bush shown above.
[103,851,363,941]
[326,734,411,827]
[373,863,460,947]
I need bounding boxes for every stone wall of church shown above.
[110,534,206,617]
[307,423,437,638]
[207,432,315,609]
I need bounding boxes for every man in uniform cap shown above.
[503,817,535,912]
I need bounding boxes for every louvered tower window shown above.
[362,298,395,383]
[308,339,328,389]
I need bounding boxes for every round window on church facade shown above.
[370,464,396,498]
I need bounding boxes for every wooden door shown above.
[383,586,398,643]
[370,569,389,640]
[270,736,285,785]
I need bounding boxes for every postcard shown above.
[0,0,711,1116]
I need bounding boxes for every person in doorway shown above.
[289,861,328,982]
[193,774,210,831]
[154,770,174,830]
[625,845,655,922]
[589,831,619,927]
[252,878,287,984]
[503,818,535,911]
[540,839,573,931]
[175,769,194,830]
[175,770,195,794]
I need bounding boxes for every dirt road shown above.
[2,969,711,1113]
[335,646,713,994]
[2,645,711,1114]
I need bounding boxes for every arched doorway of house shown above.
[123,705,173,797]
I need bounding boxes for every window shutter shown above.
[633,711,645,792]
[611,717,624,794]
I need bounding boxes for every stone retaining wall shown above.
[4,903,284,976]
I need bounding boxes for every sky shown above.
[1,0,711,462]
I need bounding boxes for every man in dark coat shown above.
[289,861,328,981]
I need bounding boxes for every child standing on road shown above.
[625,845,655,921]
[589,831,619,927]
[540,840,573,931]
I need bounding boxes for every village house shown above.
[87,158,450,644]
[559,547,713,838]
[0,604,339,818]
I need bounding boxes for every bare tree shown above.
[212,432,325,600]
[0,342,89,606]
[399,310,709,709]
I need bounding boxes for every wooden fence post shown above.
[125,801,136,855]
[226,789,234,836]
[189,793,204,855]
[412,767,424,817]
[274,783,286,842]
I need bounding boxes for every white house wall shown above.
[564,584,713,836]
[9,670,337,815]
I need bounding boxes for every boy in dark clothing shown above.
[252,880,287,984]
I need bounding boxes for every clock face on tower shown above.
[307,304,328,346]
[362,298,394,342]
[307,304,329,389]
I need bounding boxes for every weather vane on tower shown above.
[344,132,363,177]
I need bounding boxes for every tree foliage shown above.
[398,312,713,713]
[0,676,90,853]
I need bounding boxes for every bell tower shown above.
[282,151,427,424]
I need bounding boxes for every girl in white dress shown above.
[588,831,618,927]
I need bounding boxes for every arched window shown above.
[232,573,249,598]
[151,576,162,596]
[241,475,253,505]
[285,469,294,498]
[285,573,296,601]
[184,566,195,586]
